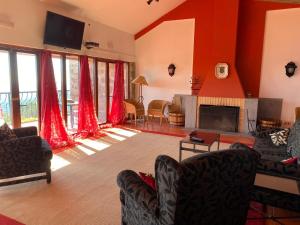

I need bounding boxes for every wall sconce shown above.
[168,64,176,77]
[285,62,297,77]
[147,0,159,5]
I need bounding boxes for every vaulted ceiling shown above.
[40,0,186,34]
[40,0,300,34]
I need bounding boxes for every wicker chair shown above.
[147,100,168,125]
[123,99,145,125]
[168,96,185,126]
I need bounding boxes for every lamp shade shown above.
[131,75,148,86]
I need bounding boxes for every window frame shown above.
[0,43,131,129]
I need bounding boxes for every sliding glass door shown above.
[97,62,107,124]
[0,50,12,126]
[0,45,131,130]
[16,52,38,128]
[66,56,79,130]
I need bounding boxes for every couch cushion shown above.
[0,123,17,142]
[254,137,289,161]
[287,120,300,157]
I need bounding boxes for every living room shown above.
[0,0,300,225]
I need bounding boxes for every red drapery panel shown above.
[40,51,72,149]
[77,56,99,137]
[109,61,125,125]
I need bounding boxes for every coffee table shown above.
[179,131,220,162]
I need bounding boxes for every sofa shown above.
[233,120,300,213]
[117,149,259,225]
[0,126,53,186]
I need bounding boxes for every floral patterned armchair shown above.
[117,149,259,225]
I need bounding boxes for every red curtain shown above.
[109,61,125,125]
[77,56,99,137]
[40,51,73,149]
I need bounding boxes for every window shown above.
[97,62,107,124]
[124,63,129,99]
[0,45,130,130]
[66,56,79,130]
[17,52,38,128]
[0,50,12,126]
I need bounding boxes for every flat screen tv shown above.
[43,11,85,50]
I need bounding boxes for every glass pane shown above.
[17,52,38,128]
[88,58,95,106]
[109,63,115,112]
[0,51,12,126]
[66,57,79,130]
[52,55,63,113]
[97,62,107,124]
[124,63,129,99]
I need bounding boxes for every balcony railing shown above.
[0,91,68,125]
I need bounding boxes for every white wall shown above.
[0,0,135,62]
[260,8,300,123]
[135,19,195,109]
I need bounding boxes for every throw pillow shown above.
[0,123,17,142]
[269,129,289,146]
[281,157,298,165]
[139,172,156,190]
[287,120,300,157]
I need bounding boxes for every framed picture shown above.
[215,63,229,79]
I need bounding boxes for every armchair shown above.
[0,126,53,187]
[117,149,259,225]
[147,100,168,126]
[123,99,145,125]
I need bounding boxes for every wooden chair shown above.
[123,99,145,125]
[147,100,168,125]
[295,107,300,121]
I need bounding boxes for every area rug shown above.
[0,129,230,225]
[0,214,24,225]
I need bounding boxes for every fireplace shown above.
[199,104,240,132]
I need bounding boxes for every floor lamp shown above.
[131,75,148,104]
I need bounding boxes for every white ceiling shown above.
[41,0,186,34]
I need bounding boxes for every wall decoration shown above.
[215,63,229,79]
[285,62,297,77]
[168,64,176,77]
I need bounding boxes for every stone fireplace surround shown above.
[179,95,258,134]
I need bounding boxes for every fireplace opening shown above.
[199,105,240,132]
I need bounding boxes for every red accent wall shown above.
[236,1,300,97]
[135,0,300,97]
[199,0,244,98]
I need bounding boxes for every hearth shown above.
[199,104,240,132]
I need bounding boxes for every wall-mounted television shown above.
[43,11,85,50]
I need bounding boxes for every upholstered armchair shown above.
[117,149,260,225]
[124,99,145,125]
[147,100,168,125]
[0,126,52,186]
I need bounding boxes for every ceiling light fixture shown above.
[147,0,159,5]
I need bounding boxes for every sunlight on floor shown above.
[102,131,126,141]
[51,155,71,171]
[76,144,96,156]
[76,139,111,151]
[51,128,139,172]
[105,127,139,137]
